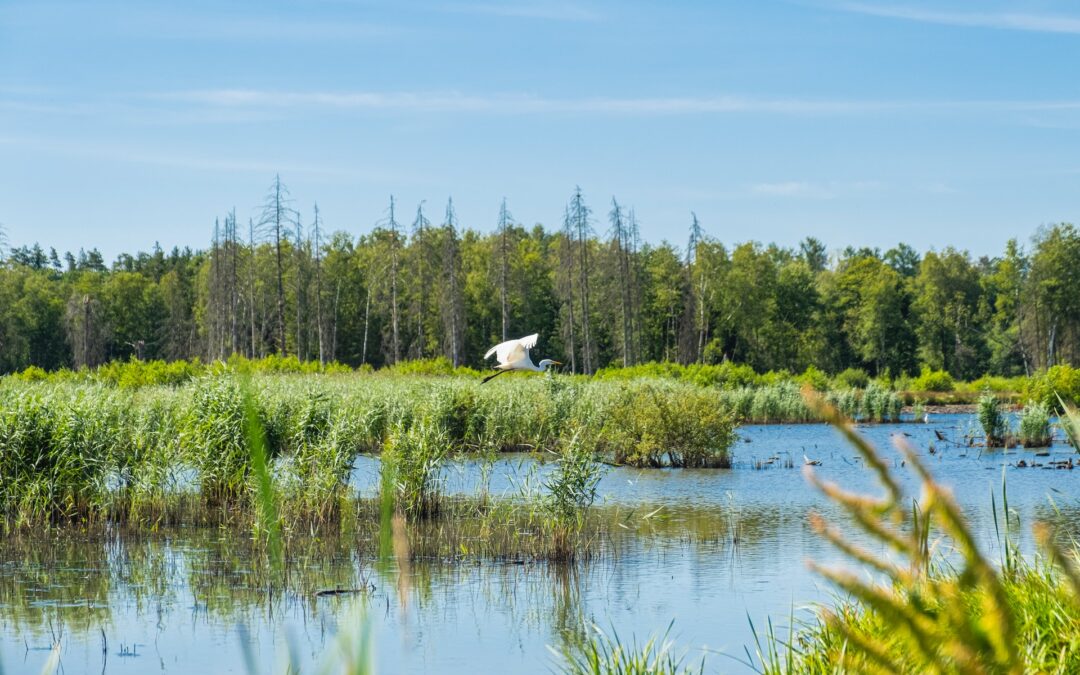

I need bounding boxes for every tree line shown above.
[0,176,1077,379]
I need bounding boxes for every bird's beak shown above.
[552,361,563,366]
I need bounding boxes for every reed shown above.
[978,391,1010,447]
[750,392,1080,674]
[559,622,704,675]
[1018,402,1052,448]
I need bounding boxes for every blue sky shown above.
[2,0,1079,259]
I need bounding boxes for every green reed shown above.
[0,373,743,526]
[1018,401,1052,448]
[750,391,1080,674]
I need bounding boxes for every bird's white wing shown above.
[484,333,540,365]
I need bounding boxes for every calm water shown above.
[2,414,1078,674]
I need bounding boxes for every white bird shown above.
[481,333,562,384]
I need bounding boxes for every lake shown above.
[2,414,1077,674]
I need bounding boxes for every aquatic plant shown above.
[560,622,703,675]
[381,421,449,519]
[1018,402,1052,448]
[911,398,927,422]
[601,383,737,467]
[750,392,1080,674]
[978,391,1009,447]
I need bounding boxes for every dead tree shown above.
[609,197,634,366]
[441,198,465,367]
[411,202,432,359]
[257,175,296,355]
[570,187,594,373]
[383,196,402,364]
[313,203,326,365]
[559,205,578,373]
[497,198,513,342]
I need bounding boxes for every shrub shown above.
[1024,364,1080,408]
[911,365,955,392]
[833,368,869,390]
[796,365,831,392]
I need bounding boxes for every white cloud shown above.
[442,2,601,21]
[749,180,884,199]
[151,89,1080,117]
[751,181,836,199]
[155,89,902,115]
[833,2,1080,34]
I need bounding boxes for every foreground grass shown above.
[773,558,1080,673]
[574,391,1080,675]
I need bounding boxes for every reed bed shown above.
[0,373,740,526]
[718,381,902,424]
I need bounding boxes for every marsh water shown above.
[2,414,1079,674]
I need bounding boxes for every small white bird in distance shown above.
[481,333,562,384]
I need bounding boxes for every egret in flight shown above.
[481,333,562,384]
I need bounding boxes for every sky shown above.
[1,0,1079,260]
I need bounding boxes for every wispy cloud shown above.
[153,89,907,115]
[151,88,1080,117]
[0,135,425,183]
[832,2,1080,34]
[440,2,601,22]
[0,2,406,42]
[749,180,883,199]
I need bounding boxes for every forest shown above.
[0,176,1077,379]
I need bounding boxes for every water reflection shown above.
[1,414,1078,674]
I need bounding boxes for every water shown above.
[2,414,1078,674]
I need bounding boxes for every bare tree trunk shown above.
[313,203,325,365]
[273,180,287,354]
[572,188,593,373]
[610,198,632,367]
[294,211,306,361]
[628,209,644,363]
[413,202,431,359]
[561,206,578,374]
[248,218,257,358]
[362,285,372,365]
[331,279,341,362]
[228,209,239,356]
[388,196,401,364]
[443,198,464,367]
[498,198,511,342]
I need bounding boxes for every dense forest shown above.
[0,176,1077,378]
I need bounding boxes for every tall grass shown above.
[978,391,1010,447]
[751,391,1080,673]
[1018,402,1052,448]
[560,622,703,675]
[0,374,740,526]
[718,382,902,424]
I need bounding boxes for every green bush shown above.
[833,368,869,390]
[1024,364,1080,408]
[912,366,955,392]
[796,365,831,392]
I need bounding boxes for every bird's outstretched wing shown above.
[484,333,539,365]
